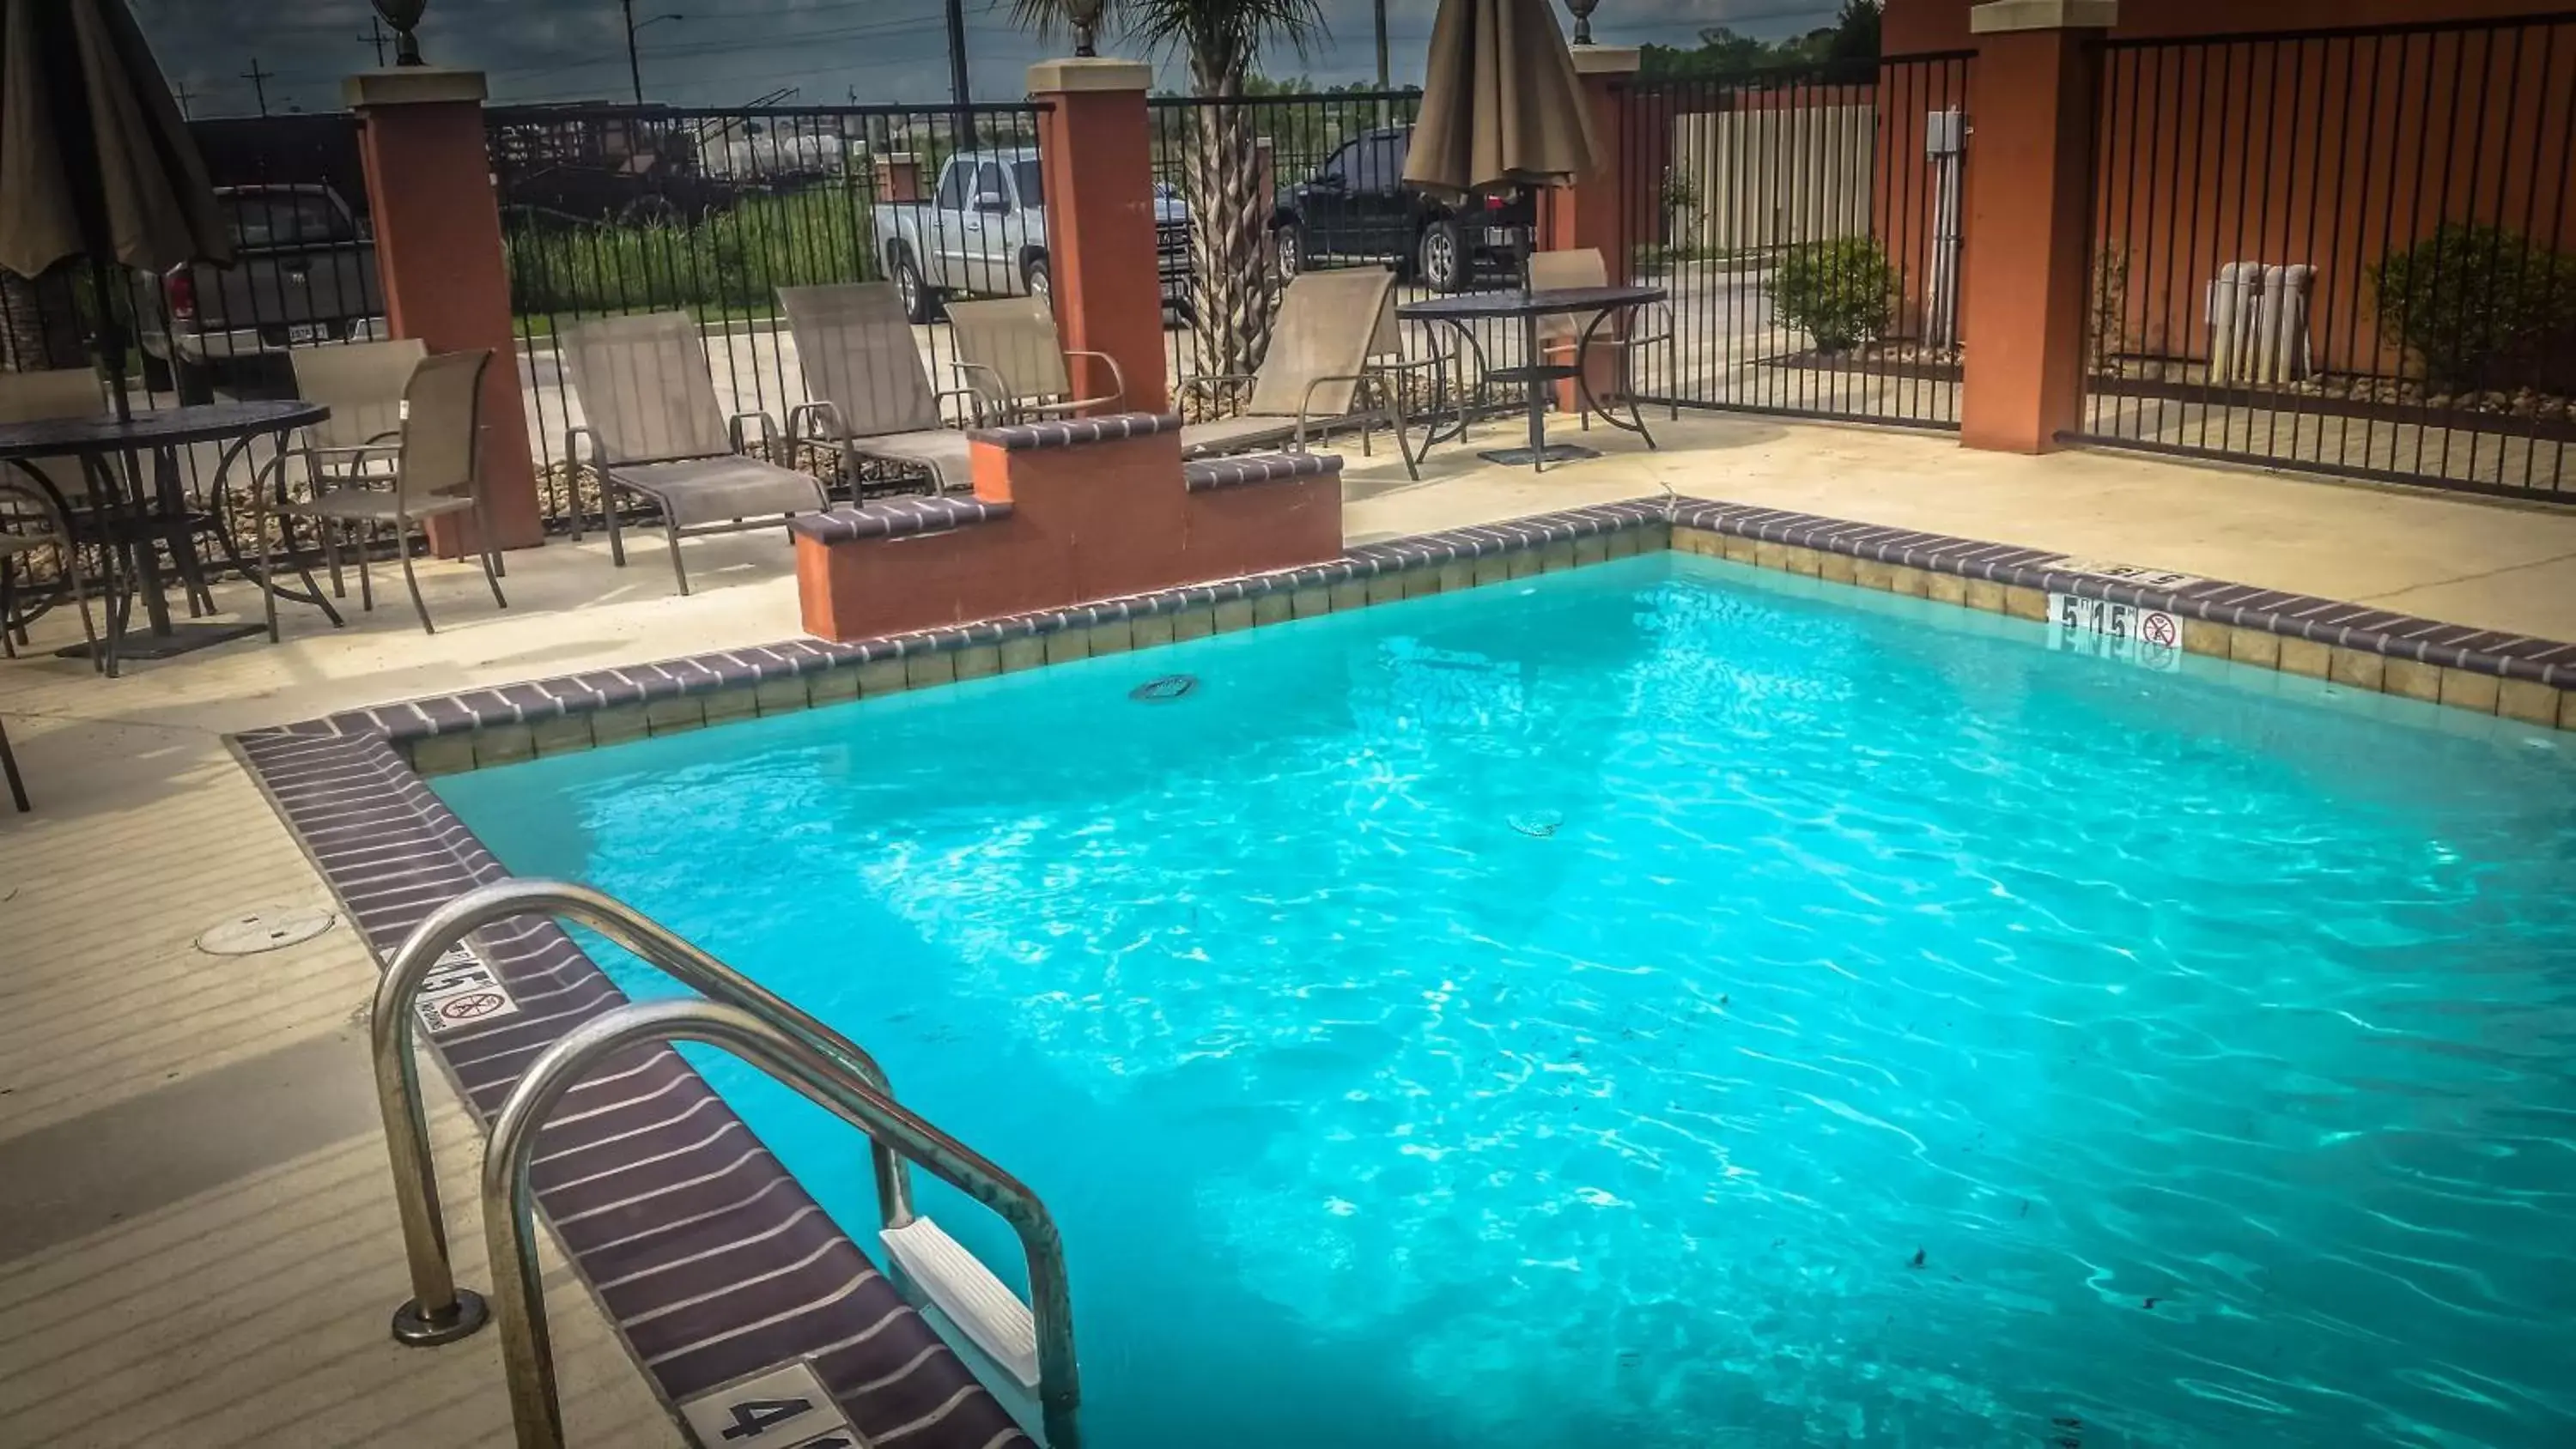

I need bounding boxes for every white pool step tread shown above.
[880,1216,1040,1390]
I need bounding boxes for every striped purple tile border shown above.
[1666,499,2573,688]
[232,727,1033,1449]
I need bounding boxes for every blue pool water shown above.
[438,554,2576,1448]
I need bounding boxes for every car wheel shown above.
[139,349,174,394]
[1419,219,1466,293]
[893,252,937,324]
[1024,255,1051,302]
[173,358,216,406]
[1273,223,1304,280]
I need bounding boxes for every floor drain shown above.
[197,905,337,956]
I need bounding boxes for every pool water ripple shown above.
[440,555,2576,1448]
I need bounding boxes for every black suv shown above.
[1269,125,1522,292]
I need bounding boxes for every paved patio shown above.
[4,415,2573,1447]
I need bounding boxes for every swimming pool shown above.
[434,550,2576,1448]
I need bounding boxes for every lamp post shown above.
[1565,0,1600,46]
[372,0,428,65]
[1066,0,1105,57]
[620,1,683,105]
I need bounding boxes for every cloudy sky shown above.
[132,1,1838,116]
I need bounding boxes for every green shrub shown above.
[2368,223,2576,394]
[504,190,880,323]
[1772,237,1893,355]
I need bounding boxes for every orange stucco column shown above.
[344,68,543,554]
[1543,45,1643,410]
[1957,1,2116,453]
[1030,58,1170,415]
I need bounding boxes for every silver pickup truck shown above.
[872,149,1193,324]
[133,184,385,402]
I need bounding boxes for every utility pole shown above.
[944,0,973,145]
[171,80,197,119]
[621,0,644,106]
[359,14,390,67]
[620,2,682,106]
[1374,0,1390,89]
[240,57,273,117]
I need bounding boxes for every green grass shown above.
[504,191,882,324]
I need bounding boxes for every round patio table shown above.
[1397,283,1668,471]
[0,399,338,676]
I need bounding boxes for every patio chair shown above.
[943,295,1124,425]
[259,349,507,640]
[1180,268,1431,480]
[284,338,431,598]
[1528,247,1674,436]
[559,312,830,595]
[778,282,977,494]
[0,371,110,674]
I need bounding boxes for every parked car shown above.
[131,185,384,403]
[1268,125,1523,292]
[873,148,1194,324]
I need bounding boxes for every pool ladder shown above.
[369,879,1081,1448]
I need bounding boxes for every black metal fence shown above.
[1619,52,1971,429]
[2077,15,2576,500]
[1145,88,1531,422]
[487,100,1048,523]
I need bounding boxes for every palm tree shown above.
[1012,0,1324,381]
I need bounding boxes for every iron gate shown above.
[2076,15,2576,501]
[1620,52,1972,429]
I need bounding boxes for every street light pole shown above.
[621,0,643,105]
[620,3,682,105]
[944,0,973,143]
[1375,0,1389,88]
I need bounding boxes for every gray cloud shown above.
[137,1,1833,115]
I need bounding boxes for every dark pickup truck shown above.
[1268,124,1524,292]
[132,185,384,402]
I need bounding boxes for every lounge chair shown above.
[778,282,977,494]
[1528,247,1672,441]
[260,349,507,638]
[944,295,1124,425]
[1180,268,1431,480]
[559,312,830,595]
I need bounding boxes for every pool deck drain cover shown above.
[196,905,337,956]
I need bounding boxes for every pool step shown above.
[883,1216,1041,1390]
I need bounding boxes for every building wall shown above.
[1883,0,2576,53]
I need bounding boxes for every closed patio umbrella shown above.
[0,0,232,413]
[1401,0,1600,205]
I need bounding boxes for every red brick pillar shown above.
[1543,45,1643,411]
[1957,0,2115,454]
[345,68,543,553]
[1030,59,1169,415]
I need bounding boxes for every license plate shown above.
[286,322,331,343]
[2048,591,2183,672]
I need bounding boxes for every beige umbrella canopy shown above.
[1401,0,1601,201]
[0,0,231,281]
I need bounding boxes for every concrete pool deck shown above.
[4,414,2573,1446]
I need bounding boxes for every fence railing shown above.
[2076,14,2576,500]
[1621,52,1973,430]
[487,99,1048,525]
[1145,88,1531,424]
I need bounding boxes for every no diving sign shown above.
[2049,591,2184,673]
[413,943,521,1035]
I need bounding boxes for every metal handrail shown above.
[483,997,1083,1449]
[369,878,915,1346]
